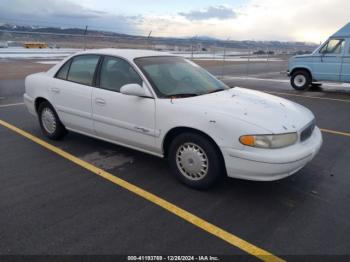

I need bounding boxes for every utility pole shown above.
[266,46,269,69]
[147,30,152,49]
[222,38,230,77]
[191,35,197,60]
[191,37,194,60]
[84,25,88,51]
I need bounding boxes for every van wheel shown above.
[38,102,67,140]
[168,133,224,189]
[291,70,311,91]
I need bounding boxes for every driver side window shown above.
[99,56,143,92]
[320,39,344,54]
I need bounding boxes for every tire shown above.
[168,132,224,189]
[291,70,311,91]
[38,101,67,140]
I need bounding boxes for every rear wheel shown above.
[168,132,224,189]
[291,70,311,91]
[38,101,67,140]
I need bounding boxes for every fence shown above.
[0,29,312,78]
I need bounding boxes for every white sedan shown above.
[24,49,323,189]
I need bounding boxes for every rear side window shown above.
[56,61,71,80]
[99,56,142,92]
[67,55,100,86]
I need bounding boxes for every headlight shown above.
[239,133,298,149]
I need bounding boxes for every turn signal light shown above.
[239,135,256,146]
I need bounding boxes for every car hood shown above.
[172,87,314,134]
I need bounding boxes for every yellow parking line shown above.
[0,119,284,262]
[0,103,25,108]
[264,91,350,103]
[321,128,350,137]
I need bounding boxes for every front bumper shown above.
[221,127,323,181]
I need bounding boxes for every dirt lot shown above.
[0,57,287,81]
[0,59,245,80]
[0,60,52,80]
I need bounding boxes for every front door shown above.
[313,38,345,81]
[92,56,157,153]
[341,39,350,82]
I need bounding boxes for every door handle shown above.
[134,126,150,133]
[95,98,106,105]
[51,87,60,93]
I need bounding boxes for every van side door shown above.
[313,39,345,81]
[340,38,350,82]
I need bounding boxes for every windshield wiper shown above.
[206,89,226,94]
[165,93,200,98]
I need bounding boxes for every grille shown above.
[300,120,316,142]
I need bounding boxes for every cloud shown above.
[231,0,350,42]
[178,5,236,21]
[139,0,350,43]
[0,0,141,34]
[1,0,350,42]
[0,0,104,19]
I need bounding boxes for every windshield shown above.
[134,56,229,98]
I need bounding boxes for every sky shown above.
[0,0,349,43]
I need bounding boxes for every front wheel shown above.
[291,70,311,91]
[38,101,67,140]
[168,133,224,189]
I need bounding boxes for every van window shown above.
[320,39,344,54]
[67,55,100,86]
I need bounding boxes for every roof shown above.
[79,48,174,61]
[331,22,350,38]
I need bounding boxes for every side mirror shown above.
[120,83,147,97]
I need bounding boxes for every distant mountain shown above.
[194,36,220,41]
[0,23,131,37]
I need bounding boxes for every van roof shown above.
[331,22,350,38]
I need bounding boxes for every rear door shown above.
[340,38,350,82]
[313,39,345,81]
[50,54,100,134]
